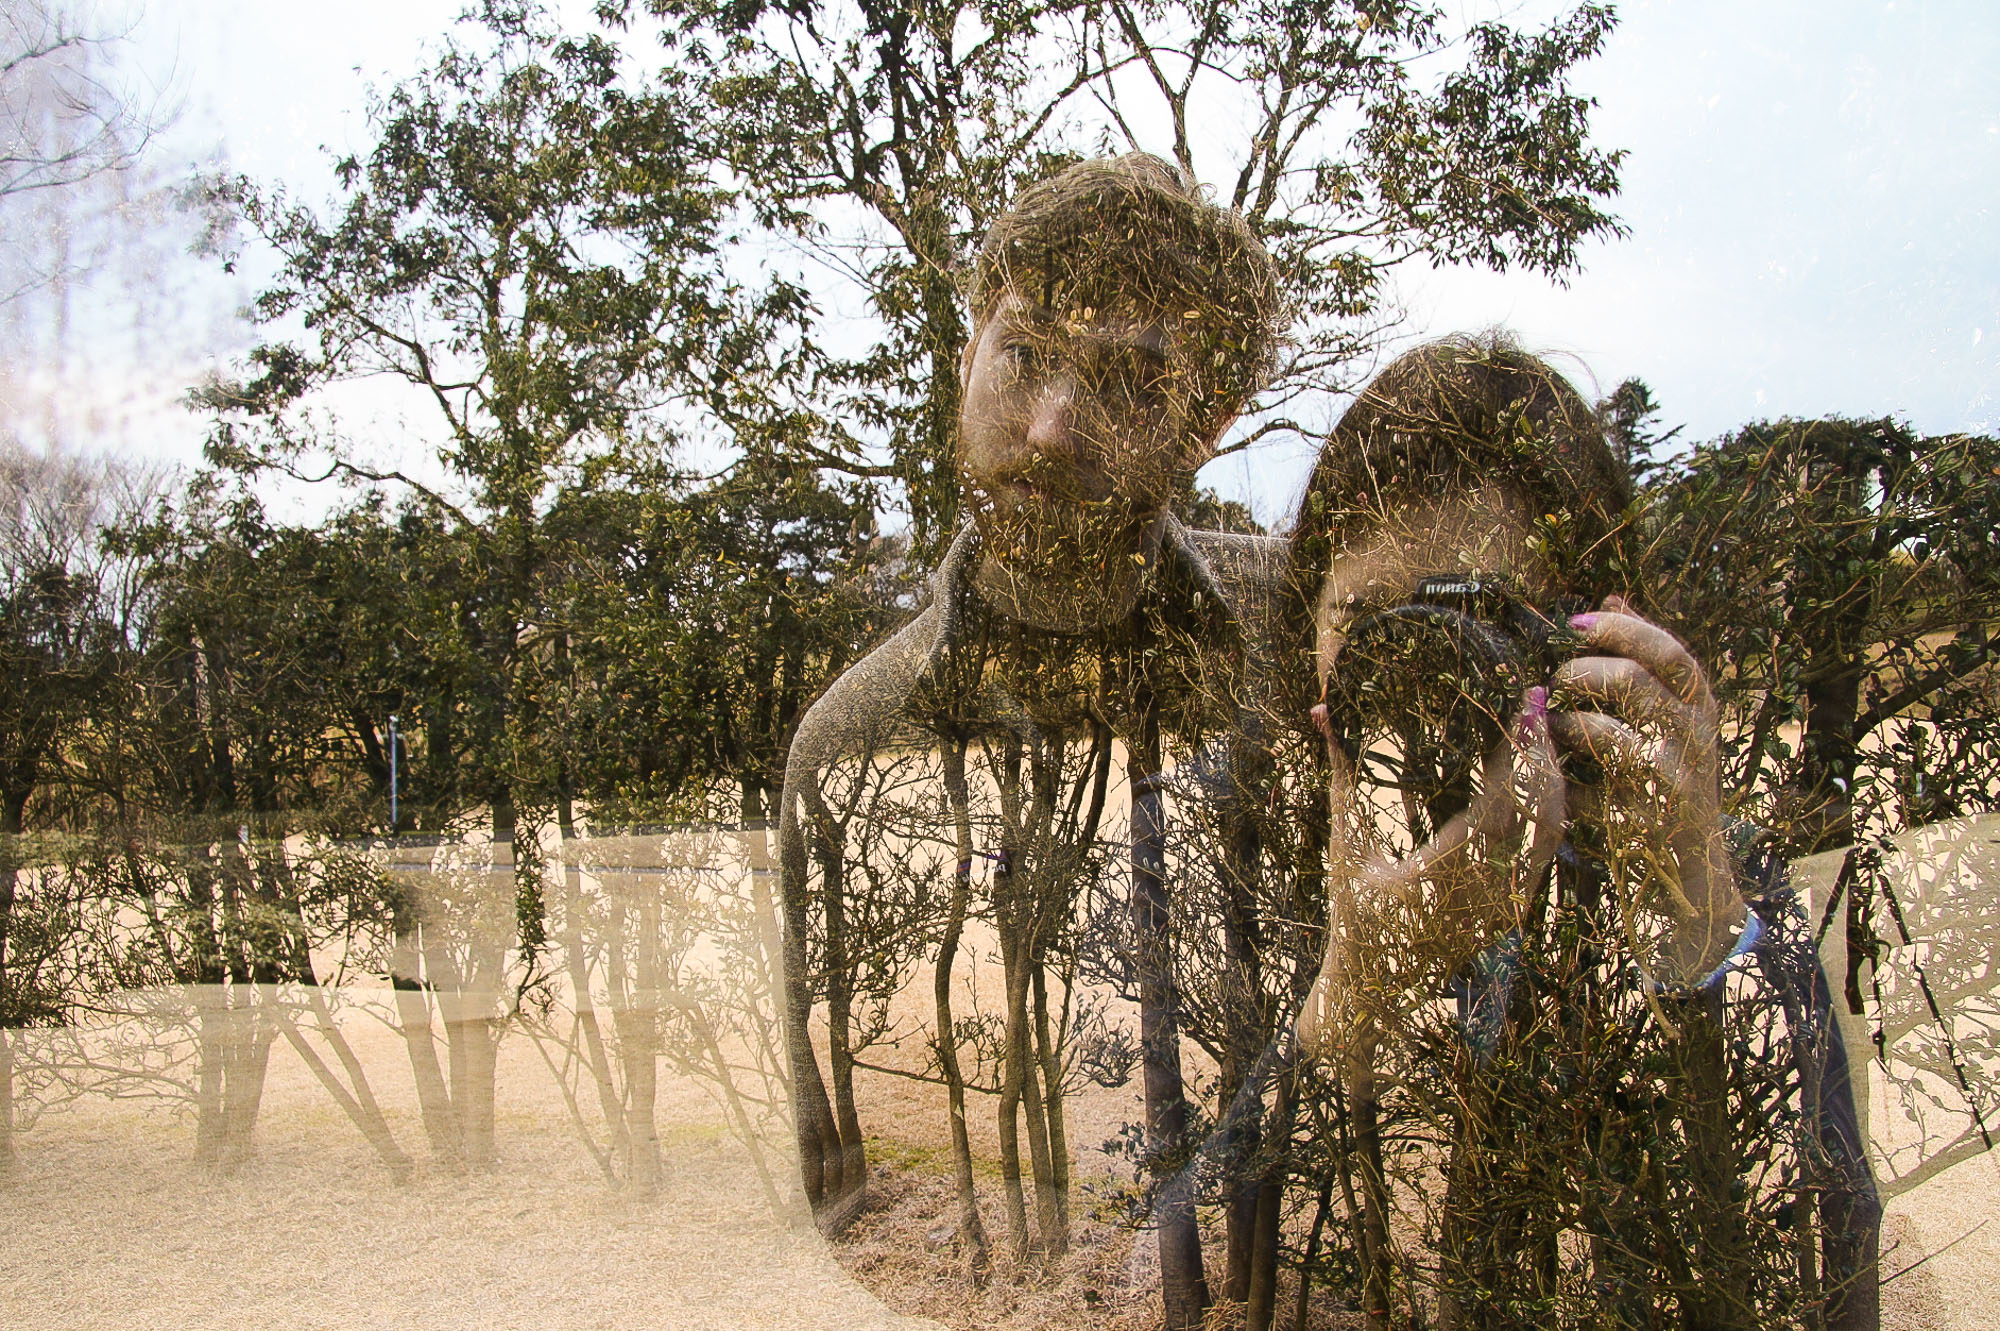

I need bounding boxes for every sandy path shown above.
[1791,817,2000,1331]
[2,1018,1989,1330]
[6,805,1999,1331]
[1866,1055,2000,1330]
[0,1012,940,1331]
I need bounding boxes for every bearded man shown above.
[775,154,1283,1327]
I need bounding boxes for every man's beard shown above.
[969,493,1162,633]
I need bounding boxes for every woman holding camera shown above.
[1287,334,1876,1329]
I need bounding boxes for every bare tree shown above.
[1,1,226,471]
[1,2,155,200]
[0,0,172,309]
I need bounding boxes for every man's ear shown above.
[960,321,982,389]
[1189,409,1239,469]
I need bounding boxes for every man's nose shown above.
[1024,374,1094,462]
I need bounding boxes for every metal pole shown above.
[389,713,399,833]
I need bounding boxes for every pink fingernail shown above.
[1310,702,1335,744]
[1569,613,1599,631]
[1516,688,1547,742]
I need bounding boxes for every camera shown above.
[1323,574,1588,834]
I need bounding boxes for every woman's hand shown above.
[1547,594,1747,987]
[1301,686,1566,1058]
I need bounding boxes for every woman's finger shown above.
[1552,654,1689,729]
[1512,690,1567,860]
[1568,606,1712,708]
[1451,689,1566,864]
[1547,707,1654,777]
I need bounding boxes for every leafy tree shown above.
[116,492,364,823]
[616,0,1625,550]
[540,453,894,1143]
[0,439,154,1163]
[69,482,432,1172]
[1614,417,1999,1329]
[560,452,890,816]
[265,496,473,834]
[202,2,811,1165]
[1597,375,1681,486]
[641,3,1627,1317]
[1648,418,2000,855]
[208,0,774,825]
[0,443,135,835]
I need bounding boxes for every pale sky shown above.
[1413,0,1997,440]
[31,0,1999,524]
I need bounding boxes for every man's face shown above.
[958,291,1214,629]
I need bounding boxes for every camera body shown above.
[1324,573,1587,831]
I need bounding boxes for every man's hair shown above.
[1289,332,1633,600]
[971,153,1283,430]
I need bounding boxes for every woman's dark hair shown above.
[1288,332,1634,606]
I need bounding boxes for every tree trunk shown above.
[561,832,634,1181]
[617,875,668,1201]
[939,741,991,1273]
[995,922,1048,1260]
[1290,1180,1334,1331]
[989,738,1045,1261]
[186,842,232,1170]
[388,907,464,1169]
[437,979,499,1169]
[812,794,867,1225]
[1669,990,1754,1331]
[0,1027,13,1171]
[994,931,1030,1258]
[1221,1109,1261,1310]
[273,992,412,1178]
[456,1013,500,1169]
[1130,722,1210,1329]
[192,985,226,1169]
[217,990,274,1172]
[423,905,501,1171]
[1221,734,1273,1316]
[1244,1067,1296,1331]
[1347,1050,1394,1331]
[1760,919,1881,1331]
[740,781,787,1030]
[193,980,273,1174]
[1794,660,1865,855]
[1030,963,1070,1256]
[614,1004,664,1197]
[907,201,969,555]
[0,789,25,1168]
[1017,1036,1058,1257]
[778,786,844,1223]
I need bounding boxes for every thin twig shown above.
[1880,1218,1988,1287]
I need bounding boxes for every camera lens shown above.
[1326,604,1534,832]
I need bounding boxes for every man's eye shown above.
[1093,356,1167,406]
[1004,342,1045,373]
